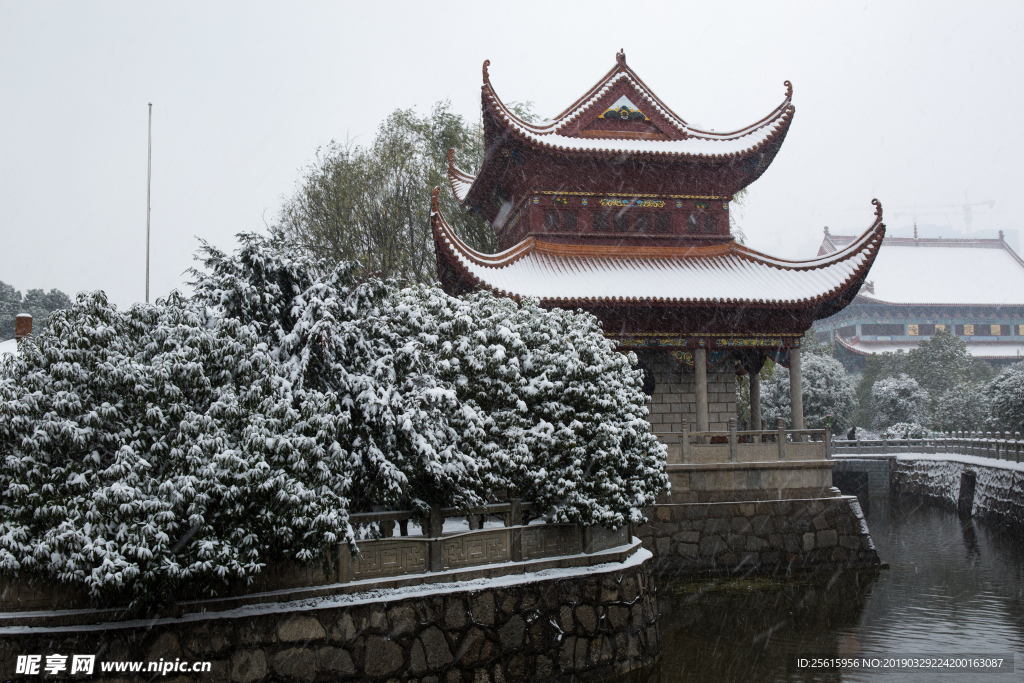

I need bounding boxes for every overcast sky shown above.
[2,1,1022,308]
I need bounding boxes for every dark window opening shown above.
[593,213,611,230]
[543,209,577,232]
[836,325,857,338]
[634,214,652,232]
[686,212,700,233]
[654,213,671,233]
[544,210,558,231]
[614,213,630,232]
[703,214,718,234]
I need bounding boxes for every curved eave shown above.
[446,149,476,204]
[433,190,886,313]
[480,60,795,162]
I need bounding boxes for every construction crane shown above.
[889,194,995,234]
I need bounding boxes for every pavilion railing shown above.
[655,419,832,464]
[831,431,1024,463]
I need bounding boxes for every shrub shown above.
[872,374,929,429]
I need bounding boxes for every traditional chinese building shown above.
[814,228,1024,366]
[432,51,884,442]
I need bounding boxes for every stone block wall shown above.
[0,559,659,683]
[892,457,1024,529]
[636,496,881,574]
[644,353,737,433]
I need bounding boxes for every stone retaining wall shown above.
[636,496,881,574]
[0,554,659,683]
[892,456,1024,529]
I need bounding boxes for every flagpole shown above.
[146,102,152,304]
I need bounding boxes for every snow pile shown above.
[0,234,666,606]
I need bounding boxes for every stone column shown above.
[695,348,709,433]
[789,347,804,432]
[750,371,762,431]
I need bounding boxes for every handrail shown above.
[655,419,832,462]
[831,431,1024,463]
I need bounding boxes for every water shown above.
[646,496,1024,682]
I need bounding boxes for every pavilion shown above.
[432,51,883,444]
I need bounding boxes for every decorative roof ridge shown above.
[480,55,794,144]
[446,149,476,204]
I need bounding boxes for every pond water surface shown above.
[645,496,1024,682]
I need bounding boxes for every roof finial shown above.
[872,198,883,218]
[824,225,830,236]
[913,222,918,239]
[482,59,490,82]
[784,80,793,99]
[616,49,626,66]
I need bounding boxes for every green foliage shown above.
[276,102,495,284]
[0,280,71,340]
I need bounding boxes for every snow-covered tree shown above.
[0,233,667,606]
[191,234,491,515]
[872,374,929,429]
[931,385,991,432]
[0,291,354,607]
[882,422,929,439]
[988,362,1024,435]
[388,286,668,528]
[759,352,857,432]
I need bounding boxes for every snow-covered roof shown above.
[448,54,795,205]
[836,336,1024,361]
[0,338,18,357]
[433,191,885,309]
[820,232,1024,306]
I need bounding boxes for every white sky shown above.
[2,1,1022,308]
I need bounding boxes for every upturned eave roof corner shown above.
[446,149,476,204]
[432,193,886,311]
[478,52,796,161]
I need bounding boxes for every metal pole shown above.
[146,102,152,304]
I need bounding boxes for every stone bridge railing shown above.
[656,419,832,464]
[336,503,630,584]
[832,432,1024,463]
[0,502,635,616]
